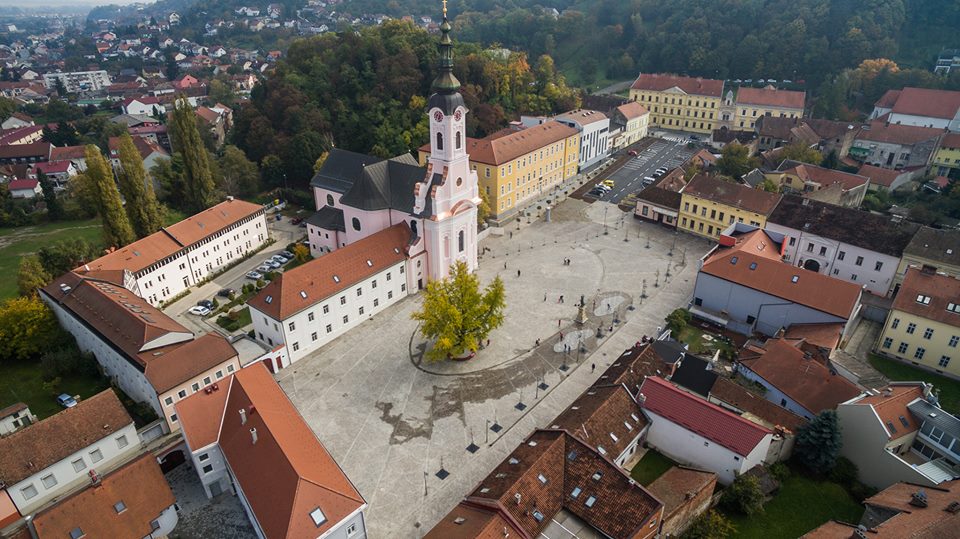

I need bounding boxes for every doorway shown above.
[803,259,821,272]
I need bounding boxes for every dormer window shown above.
[917,295,931,305]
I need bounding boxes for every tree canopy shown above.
[82,145,136,248]
[795,409,843,474]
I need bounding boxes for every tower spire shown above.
[432,0,460,93]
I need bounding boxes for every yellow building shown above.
[420,121,579,220]
[728,86,806,130]
[895,227,960,289]
[878,267,960,379]
[932,133,960,177]
[629,73,724,134]
[678,174,782,238]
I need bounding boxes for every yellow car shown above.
[601,179,615,188]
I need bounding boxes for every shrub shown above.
[829,456,859,487]
[227,310,240,321]
[795,410,842,475]
[720,474,765,515]
[682,510,736,539]
[41,346,99,380]
[848,480,879,502]
[666,308,692,335]
[769,461,791,482]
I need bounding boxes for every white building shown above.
[120,96,165,117]
[0,391,139,516]
[42,70,112,93]
[869,87,960,132]
[525,109,611,170]
[76,197,268,306]
[639,377,774,485]
[765,196,919,297]
[0,403,36,437]
[177,361,368,539]
[609,101,649,150]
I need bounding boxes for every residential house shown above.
[729,85,805,130]
[176,361,368,538]
[0,391,139,517]
[7,178,40,198]
[691,227,863,337]
[29,454,178,539]
[935,49,960,74]
[765,195,918,296]
[639,376,775,485]
[42,70,111,93]
[29,161,77,188]
[668,352,718,398]
[0,403,36,436]
[73,197,268,306]
[877,267,960,379]
[635,168,685,227]
[708,127,758,152]
[765,161,869,208]
[678,173,782,239]
[858,163,915,192]
[646,467,717,537]
[869,87,960,132]
[1,112,33,130]
[426,429,663,539]
[108,135,169,175]
[0,125,44,146]
[0,142,51,164]
[120,96,165,117]
[49,146,88,172]
[707,376,807,435]
[837,382,960,489]
[195,105,231,147]
[933,133,960,178]
[851,120,943,170]
[629,73,724,135]
[736,337,861,420]
[550,382,648,468]
[608,101,649,150]
[755,116,859,158]
[896,227,960,287]
[40,273,242,433]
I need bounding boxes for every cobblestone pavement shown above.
[275,199,711,538]
[165,463,257,539]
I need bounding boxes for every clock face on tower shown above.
[433,111,444,122]
[454,110,462,122]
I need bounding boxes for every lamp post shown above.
[603,206,609,235]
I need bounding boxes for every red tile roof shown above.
[874,89,902,109]
[942,133,960,150]
[702,229,862,319]
[175,375,231,450]
[49,145,87,161]
[465,121,578,165]
[141,333,237,393]
[631,73,724,97]
[249,223,410,320]
[31,454,175,539]
[108,135,167,160]
[551,385,647,458]
[851,479,960,537]
[779,162,869,192]
[0,142,50,160]
[890,87,960,120]
[7,179,37,190]
[853,383,924,439]
[163,198,263,246]
[640,376,772,457]
[32,161,71,174]
[738,338,861,415]
[858,121,943,145]
[858,164,905,188]
[783,323,844,352]
[683,174,782,215]
[893,267,960,329]
[615,101,649,120]
[735,86,805,110]
[647,466,717,523]
[708,377,807,432]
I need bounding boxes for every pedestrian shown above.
[558,319,562,328]
[560,295,564,304]
[486,338,490,347]
[543,293,547,302]
[517,269,521,278]
[504,261,507,269]
[536,338,541,346]
[510,231,513,239]
[591,363,596,373]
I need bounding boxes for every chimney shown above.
[250,427,258,444]
[88,469,100,486]
[239,408,247,425]
[637,393,646,405]
[514,493,521,505]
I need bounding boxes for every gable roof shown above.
[0,142,50,160]
[893,267,960,329]
[49,145,87,161]
[701,229,862,319]
[142,332,238,393]
[305,205,345,232]
[767,195,918,257]
[857,163,906,188]
[777,161,869,192]
[850,383,925,439]
[31,454,175,539]
[904,227,960,267]
[857,121,943,145]
[890,87,960,120]
[942,132,960,150]
[248,223,411,320]
[7,179,37,190]
[708,376,807,432]
[595,342,677,393]
[682,174,781,215]
[163,198,263,247]
[0,390,132,486]
[647,466,717,523]
[466,121,577,166]
[669,354,718,397]
[555,109,608,127]
[631,73,724,97]
[853,479,960,537]
[551,385,647,458]
[200,362,365,538]
[874,89,902,109]
[640,376,771,457]
[310,148,426,213]
[310,148,381,193]
[738,338,861,415]
[614,101,648,120]
[735,86,805,110]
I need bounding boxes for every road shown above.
[593,138,694,204]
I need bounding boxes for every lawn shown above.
[629,449,677,486]
[216,306,253,332]
[724,473,864,539]
[677,325,736,358]
[870,354,960,414]
[0,219,101,300]
[0,360,110,420]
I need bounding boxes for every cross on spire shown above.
[442,0,448,18]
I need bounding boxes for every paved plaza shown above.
[275,199,711,538]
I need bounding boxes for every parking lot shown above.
[589,138,694,203]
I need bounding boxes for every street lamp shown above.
[603,206,609,235]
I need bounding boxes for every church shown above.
[248,11,482,367]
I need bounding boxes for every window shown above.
[326,194,334,206]
[388,291,394,299]
[308,312,314,322]
[924,328,934,340]
[292,342,299,352]
[892,318,900,329]
[227,364,235,373]
[310,507,327,527]
[372,279,377,289]
[948,303,960,314]
[807,243,814,253]
[347,523,358,536]
[386,272,392,282]
[69,528,83,539]
[917,295,931,305]
[747,315,756,324]
[326,324,332,333]
[90,449,103,463]
[114,501,126,513]
[537,474,548,484]
[436,132,443,150]
[373,298,379,307]
[203,377,211,385]
[951,336,959,348]
[21,484,37,500]
[340,296,346,305]
[352,217,361,231]
[323,304,329,314]
[359,306,364,315]
[458,230,465,252]
[837,251,845,261]
[192,382,200,392]
[898,342,909,354]
[455,131,462,149]
[585,496,596,507]
[116,435,129,449]
[72,458,86,472]
[882,337,893,349]
[356,287,362,297]
[41,474,57,489]
[311,332,317,341]
[571,487,582,498]
[202,464,213,474]
[164,396,174,406]
[875,261,883,271]
[343,315,349,324]
[914,347,926,360]
[198,453,209,462]
[819,246,827,256]
[907,323,916,334]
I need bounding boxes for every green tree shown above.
[116,133,163,237]
[412,261,506,361]
[665,308,691,335]
[17,255,52,297]
[759,178,781,193]
[795,410,843,474]
[715,143,758,179]
[477,190,491,226]
[53,77,67,97]
[0,296,60,361]
[779,143,823,166]
[169,97,217,211]
[37,238,99,276]
[292,243,310,263]
[720,473,765,515]
[150,155,186,207]
[83,145,136,247]
[37,170,63,221]
[683,510,736,539]
[217,145,260,197]
[207,79,237,107]
[260,154,285,188]
[0,96,16,121]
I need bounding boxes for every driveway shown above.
[592,138,694,204]
[275,199,709,537]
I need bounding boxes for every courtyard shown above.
[275,199,710,538]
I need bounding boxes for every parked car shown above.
[271,254,289,263]
[217,288,236,298]
[595,184,611,191]
[197,299,214,310]
[256,264,272,273]
[245,271,263,280]
[264,259,281,269]
[642,177,656,186]
[188,305,211,316]
[280,250,294,259]
[56,394,77,408]
[601,179,615,188]
[627,150,638,156]
[587,188,605,197]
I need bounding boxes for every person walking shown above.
[543,293,547,302]
[591,363,596,373]
[517,269,521,278]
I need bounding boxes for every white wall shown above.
[187,443,231,499]
[186,212,269,283]
[159,360,240,432]
[7,422,139,515]
[153,504,179,537]
[0,408,34,436]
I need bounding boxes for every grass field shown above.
[677,325,736,358]
[0,360,110,420]
[0,219,101,300]
[629,449,677,486]
[870,354,960,414]
[724,472,863,538]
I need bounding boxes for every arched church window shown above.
[352,217,361,231]
[326,194,334,206]
[456,177,462,187]
[455,131,462,149]
[458,230,465,252]
[436,132,443,150]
